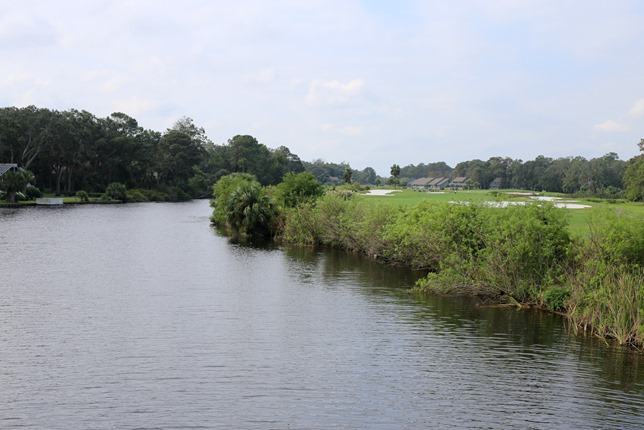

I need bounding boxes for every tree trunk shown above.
[55,166,64,195]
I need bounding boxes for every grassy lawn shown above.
[0,194,108,206]
[356,188,644,237]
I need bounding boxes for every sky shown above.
[1,0,643,176]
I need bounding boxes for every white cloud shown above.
[629,98,644,116]
[593,120,629,132]
[306,79,365,107]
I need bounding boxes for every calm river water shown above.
[0,200,642,429]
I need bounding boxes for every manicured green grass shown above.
[0,200,36,206]
[1,195,108,206]
[356,188,644,236]
[356,188,493,205]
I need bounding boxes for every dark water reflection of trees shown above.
[280,244,644,393]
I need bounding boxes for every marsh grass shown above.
[569,269,643,347]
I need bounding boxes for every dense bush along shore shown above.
[211,175,644,349]
[279,194,643,348]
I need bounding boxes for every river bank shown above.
[276,193,644,349]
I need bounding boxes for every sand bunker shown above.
[364,189,402,196]
[529,196,590,209]
[451,200,591,209]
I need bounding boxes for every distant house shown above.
[408,177,433,190]
[0,163,20,177]
[428,177,450,190]
[489,177,504,190]
[0,164,26,200]
[450,177,468,189]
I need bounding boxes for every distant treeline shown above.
[0,106,305,199]
[285,148,643,201]
[1,105,642,201]
[399,156,626,197]
[308,155,628,197]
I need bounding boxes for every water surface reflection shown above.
[0,201,641,429]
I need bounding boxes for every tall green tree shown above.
[0,106,52,171]
[353,166,377,184]
[624,140,644,202]
[156,129,207,186]
[390,164,401,179]
[561,157,589,194]
[343,167,352,184]
[388,164,401,186]
[171,116,212,148]
[38,110,76,195]
[587,152,625,194]
[265,146,305,185]
[91,112,142,189]
[227,135,270,176]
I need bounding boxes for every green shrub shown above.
[543,286,571,311]
[275,171,324,208]
[211,173,257,225]
[476,203,570,301]
[279,203,320,245]
[126,189,149,202]
[25,186,43,200]
[105,182,127,202]
[225,181,276,237]
[76,190,89,202]
[352,204,400,259]
[376,201,569,302]
[163,186,190,202]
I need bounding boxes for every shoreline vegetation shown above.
[3,175,642,349]
[210,174,644,349]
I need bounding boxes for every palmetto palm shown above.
[225,182,275,236]
[0,171,28,202]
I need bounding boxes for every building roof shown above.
[489,177,503,189]
[434,177,450,186]
[451,177,467,184]
[428,177,449,186]
[0,163,19,176]
[409,177,433,186]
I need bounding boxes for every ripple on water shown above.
[0,201,642,429]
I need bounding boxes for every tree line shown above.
[1,105,642,202]
[300,148,643,201]
[0,106,305,200]
[395,153,634,198]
